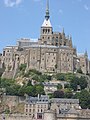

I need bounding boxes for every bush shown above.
[56,73,65,81]
[74,90,90,109]
[70,76,88,91]
[77,68,83,74]
[19,64,27,71]
[53,90,64,98]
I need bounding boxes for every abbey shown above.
[0,0,90,78]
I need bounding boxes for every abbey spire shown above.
[42,0,52,27]
[45,0,50,20]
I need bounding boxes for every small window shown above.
[48,37,50,39]
[29,109,31,112]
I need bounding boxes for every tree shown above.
[18,86,26,96]
[6,84,20,96]
[19,64,27,71]
[56,73,65,81]
[57,84,62,90]
[27,80,32,86]
[53,90,64,98]
[74,90,90,109]
[70,76,79,91]
[35,85,45,96]
[77,68,83,74]
[79,76,88,90]
[70,76,88,91]
[64,89,73,98]
[25,86,35,96]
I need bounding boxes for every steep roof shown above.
[42,19,52,27]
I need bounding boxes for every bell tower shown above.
[40,0,53,45]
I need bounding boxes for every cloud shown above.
[84,4,89,11]
[4,0,22,7]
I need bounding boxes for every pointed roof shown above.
[42,0,52,27]
[42,19,52,27]
[45,0,50,20]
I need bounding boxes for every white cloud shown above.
[84,4,89,11]
[4,0,22,7]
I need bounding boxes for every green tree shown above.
[53,90,64,98]
[57,84,62,90]
[70,76,88,91]
[56,73,65,81]
[6,84,20,95]
[27,80,32,86]
[19,64,27,71]
[25,86,35,96]
[64,89,73,98]
[18,86,26,96]
[74,90,90,109]
[79,76,88,90]
[77,68,83,74]
[35,85,45,96]
[70,76,79,91]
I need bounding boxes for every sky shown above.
[0,0,90,58]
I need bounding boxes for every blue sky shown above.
[0,0,90,58]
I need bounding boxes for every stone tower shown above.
[40,0,53,45]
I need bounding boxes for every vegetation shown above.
[0,68,5,77]
[0,77,45,96]
[74,90,90,109]
[77,68,83,74]
[0,67,90,109]
[24,69,52,82]
[70,76,88,91]
[19,64,27,71]
[53,90,64,98]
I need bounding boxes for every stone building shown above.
[0,0,90,79]
[0,95,90,120]
[43,82,58,94]
[24,95,49,119]
[24,95,80,119]
[24,95,90,120]
[50,98,79,114]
